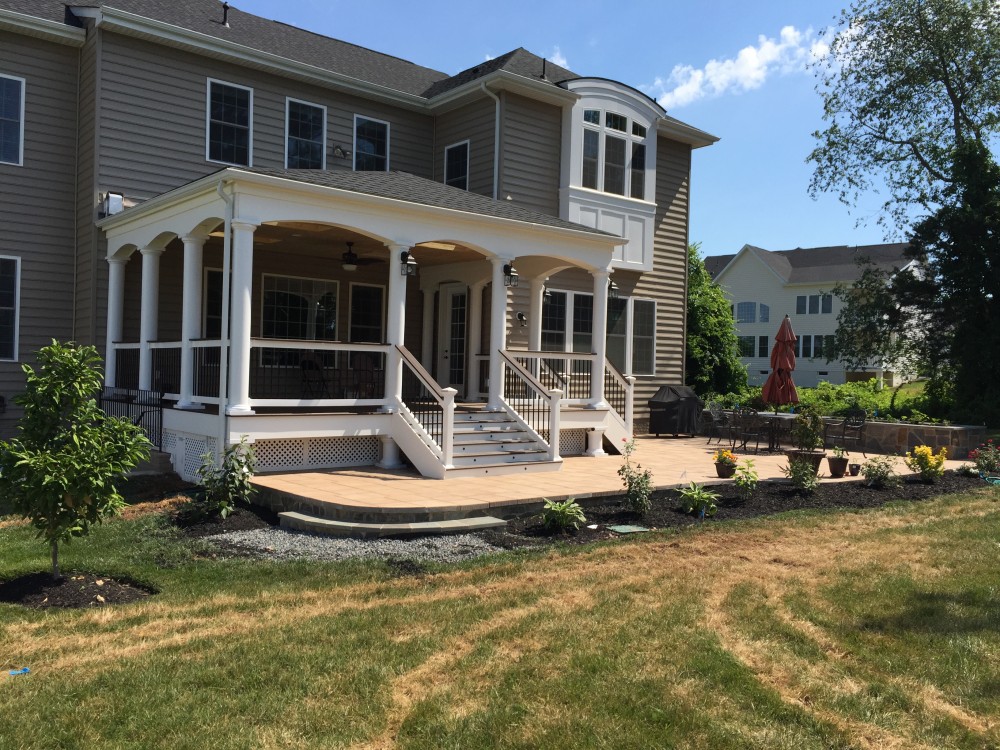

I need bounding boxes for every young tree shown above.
[685,244,747,397]
[0,341,150,578]
[809,0,1000,229]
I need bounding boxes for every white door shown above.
[436,283,468,394]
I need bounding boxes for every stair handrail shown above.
[603,358,636,436]
[395,345,456,466]
[499,350,562,461]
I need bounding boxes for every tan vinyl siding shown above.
[433,98,495,198]
[0,31,79,431]
[500,92,561,216]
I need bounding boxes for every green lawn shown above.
[2,490,1000,749]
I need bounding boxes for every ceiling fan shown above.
[341,241,383,271]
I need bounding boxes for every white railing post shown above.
[442,387,457,468]
[625,375,636,437]
[548,388,562,461]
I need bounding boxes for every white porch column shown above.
[104,256,128,387]
[226,219,257,416]
[383,242,410,409]
[590,267,611,408]
[468,280,485,398]
[178,233,207,410]
[487,257,511,410]
[138,246,163,391]
[527,277,546,352]
[420,287,435,370]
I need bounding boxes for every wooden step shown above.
[279,511,507,539]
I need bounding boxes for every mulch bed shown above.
[0,572,154,609]
[481,471,987,549]
[173,501,279,538]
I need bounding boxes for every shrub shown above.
[541,497,587,532]
[968,440,1000,475]
[782,459,821,494]
[618,438,653,515]
[791,408,825,452]
[796,379,883,416]
[904,445,947,483]
[679,483,719,518]
[192,436,257,520]
[861,455,900,489]
[733,458,758,501]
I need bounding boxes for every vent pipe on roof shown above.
[541,57,547,81]
[222,2,230,28]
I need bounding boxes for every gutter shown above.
[0,9,86,46]
[480,82,501,200]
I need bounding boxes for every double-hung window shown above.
[541,291,595,354]
[735,301,756,323]
[796,294,833,315]
[444,140,469,190]
[285,98,326,169]
[207,79,252,166]
[354,115,389,171]
[607,297,656,375]
[260,275,338,365]
[0,74,25,166]
[580,108,648,199]
[0,256,20,360]
[349,283,385,342]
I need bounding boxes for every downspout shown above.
[480,82,501,200]
[216,179,234,463]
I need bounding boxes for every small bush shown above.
[904,445,947,483]
[968,440,1000,475]
[541,497,587,532]
[861,455,900,489]
[679,483,719,518]
[733,459,758,501]
[618,438,653,516]
[782,459,821,494]
[190,436,257,521]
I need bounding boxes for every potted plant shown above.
[712,448,737,478]
[827,446,850,478]
[849,461,862,476]
[785,408,826,475]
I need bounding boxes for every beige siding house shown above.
[706,244,913,388]
[0,0,716,482]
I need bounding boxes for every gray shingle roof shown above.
[239,168,615,236]
[707,243,911,283]
[423,48,578,98]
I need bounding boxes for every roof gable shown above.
[710,242,911,285]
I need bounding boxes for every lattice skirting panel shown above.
[254,436,381,473]
[162,429,219,483]
[559,429,587,456]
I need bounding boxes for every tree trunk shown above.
[50,540,60,580]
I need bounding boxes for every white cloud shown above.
[650,26,831,110]
[549,46,569,69]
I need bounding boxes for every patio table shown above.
[760,412,797,451]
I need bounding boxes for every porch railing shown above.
[604,360,635,436]
[150,342,181,399]
[98,386,163,449]
[113,343,140,390]
[510,350,594,401]
[248,339,389,407]
[499,350,561,461]
[398,345,455,465]
[193,340,223,401]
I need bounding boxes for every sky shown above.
[232,0,901,257]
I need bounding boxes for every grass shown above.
[2,489,1000,748]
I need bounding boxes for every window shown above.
[572,294,593,353]
[0,257,19,360]
[796,295,807,315]
[261,274,338,365]
[579,108,648,199]
[444,140,469,190]
[737,336,755,357]
[798,335,813,358]
[796,294,834,315]
[354,115,389,171]
[206,79,252,166]
[760,304,770,324]
[821,294,833,314]
[541,291,594,353]
[541,291,567,350]
[285,98,325,169]
[0,75,24,166]
[808,295,820,314]
[607,296,656,375]
[349,284,384,342]
[735,301,756,324]
[758,336,768,358]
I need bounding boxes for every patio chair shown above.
[824,407,867,456]
[730,408,764,454]
[704,401,730,445]
[300,354,330,399]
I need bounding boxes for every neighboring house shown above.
[705,243,913,388]
[0,0,716,481]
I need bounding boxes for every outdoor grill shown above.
[647,384,703,437]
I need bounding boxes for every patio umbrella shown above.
[761,315,799,409]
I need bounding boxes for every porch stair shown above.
[443,409,561,477]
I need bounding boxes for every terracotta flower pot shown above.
[715,462,736,479]
[827,456,850,478]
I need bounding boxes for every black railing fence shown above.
[98,386,163,449]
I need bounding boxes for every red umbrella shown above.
[761,315,799,407]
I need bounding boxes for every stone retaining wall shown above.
[859,420,985,460]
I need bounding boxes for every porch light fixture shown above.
[503,262,519,287]
[101,191,124,217]
[608,278,620,299]
[516,311,528,327]
[332,145,352,159]
[342,241,359,272]
[400,250,417,276]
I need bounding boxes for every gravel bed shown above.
[205,527,508,564]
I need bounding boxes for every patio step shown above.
[278,511,507,539]
[443,458,562,478]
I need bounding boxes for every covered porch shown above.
[98,169,635,480]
